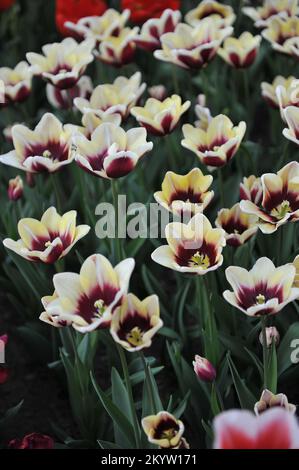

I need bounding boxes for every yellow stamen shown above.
[126,326,143,347]
[161,428,177,440]
[256,294,266,304]
[189,251,210,269]
[271,200,291,219]
[94,299,105,317]
[43,150,51,158]
[45,241,52,248]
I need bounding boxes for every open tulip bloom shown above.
[134,9,181,52]
[110,293,163,352]
[73,122,153,179]
[239,175,263,205]
[154,168,214,217]
[74,72,146,121]
[218,32,261,68]
[142,411,185,449]
[261,75,298,109]
[154,19,233,70]
[185,0,236,28]
[215,203,258,247]
[46,75,93,110]
[254,389,296,415]
[151,213,226,275]
[131,95,190,136]
[94,27,138,67]
[182,115,246,168]
[283,106,299,145]
[0,61,32,105]
[223,257,299,317]
[64,9,130,44]
[262,16,299,60]
[26,37,95,89]
[0,113,74,173]
[240,161,299,233]
[243,0,299,28]
[213,408,299,449]
[40,254,135,333]
[65,112,122,139]
[3,207,90,263]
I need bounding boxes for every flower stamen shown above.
[271,200,291,219]
[94,299,106,317]
[126,326,143,346]
[189,251,210,268]
[256,294,266,305]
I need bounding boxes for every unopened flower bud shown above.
[259,326,280,348]
[193,354,216,382]
[8,175,23,201]
[148,85,167,101]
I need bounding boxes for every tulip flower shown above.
[254,389,296,415]
[215,203,258,247]
[3,207,90,264]
[213,408,299,449]
[94,27,139,67]
[0,113,74,173]
[243,0,299,28]
[185,0,236,28]
[8,433,54,449]
[73,122,153,179]
[240,175,263,205]
[56,0,108,36]
[194,100,213,130]
[46,75,93,110]
[218,32,261,68]
[240,161,299,234]
[154,19,233,70]
[64,9,130,43]
[193,355,216,382]
[223,257,299,317]
[0,61,32,105]
[26,38,95,89]
[261,75,298,109]
[142,411,185,449]
[293,254,299,287]
[110,293,163,351]
[65,111,121,138]
[7,175,23,201]
[148,85,167,101]
[74,71,146,121]
[262,17,299,59]
[283,106,299,145]
[40,254,135,333]
[259,326,280,347]
[151,213,226,275]
[121,0,180,24]
[154,168,214,217]
[134,9,181,52]
[182,115,246,169]
[0,0,15,11]
[131,95,190,136]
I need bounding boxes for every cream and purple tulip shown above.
[0,61,32,105]
[40,254,135,332]
[254,390,296,416]
[215,203,258,247]
[3,207,90,264]
[239,175,263,205]
[142,412,185,449]
[218,32,261,68]
[8,175,23,202]
[223,257,299,317]
[243,0,299,28]
[185,0,236,28]
[193,355,216,382]
[134,9,181,52]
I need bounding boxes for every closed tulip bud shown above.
[259,326,280,348]
[193,355,216,382]
[8,175,23,201]
[148,85,167,101]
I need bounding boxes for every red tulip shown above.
[0,0,15,11]
[9,433,54,449]
[121,0,180,24]
[56,0,107,36]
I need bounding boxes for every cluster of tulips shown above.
[2,0,299,450]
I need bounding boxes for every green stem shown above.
[217,167,225,208]
[171,65,179,95]
[140,351,157,414]
[117,344,141,448]
[51,173,62,213]
[110,179,122,263]
[261,316,268,389]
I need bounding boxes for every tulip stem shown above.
[110,179,123,263]
[261,316,268,389]
[217,168,225,208]
[51,173,62,213]
[117,344,141,448]
[140,351,157,414]
[171,65,179,95]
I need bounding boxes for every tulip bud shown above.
[196,93,206,107]
[0,334,8,345]
[193,355,216,382]
[148,85,167,101]
[8,175,23,201]
[259,326,280,348]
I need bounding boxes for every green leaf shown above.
[267,342,277,394]
[90,372,136,447]
[16,325,51,363]
[277,322,299,375]
[111,367,134,448]
[172,391,190,419]
[97,440,123,450]
[227,353,256,409]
